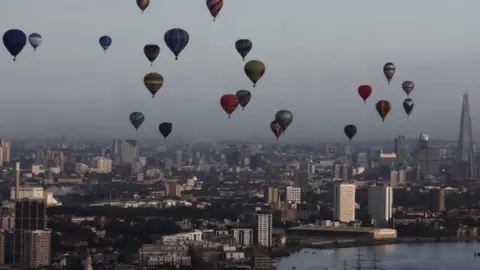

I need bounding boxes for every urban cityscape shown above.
[0,91,478,269]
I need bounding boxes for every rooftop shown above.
[289,225,396,234]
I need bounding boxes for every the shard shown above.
[456,91,476,180]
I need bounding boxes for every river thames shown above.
[275,243,480,270]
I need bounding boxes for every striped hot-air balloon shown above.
[28,33,42,51]
[375,100,392,122]
[143,73,164,98]
[206,0,223,21]
[164,28,189,60]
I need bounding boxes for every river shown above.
[275,243,480,270]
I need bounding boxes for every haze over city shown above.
[1,1,480,140]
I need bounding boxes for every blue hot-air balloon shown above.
[28,33,42,51]
[164,28,189,60]
[99,35,112,53]
[3,29,27,61]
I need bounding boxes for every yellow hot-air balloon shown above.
[244,60,265,87]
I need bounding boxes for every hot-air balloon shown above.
[403,98,414,118]
[275,110,293,131]
[270,120,283,140]
[144,44,160,66]
[159,122,173,139]
[144,73,164,98]
[3,29,27,61]
[28,33,42,51]
[99,35,112,53]
[236,90,251,110]
[164,28,189,60]
[344,124,357,141]
[129,112,145,130]
[358,85,372,103]
[244,60,265,87]
[137,0,150,13]
[375,100,391,122]
[206,0,223,22]
[235,39,252,61]
[402,81,415,96]
[220,94,239,118]
[383,62,396,84]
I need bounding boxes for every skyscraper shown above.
[394,135,405,164]
[456,91,476,180]
[368,185,393,227]
[333,183,356,222]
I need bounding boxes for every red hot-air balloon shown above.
[375,100,392,122]
[270,120,283,140]
[206,0,223,22]
[358,85,372,103]
[220,94,239,118]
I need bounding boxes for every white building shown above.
[285,186,301,204]
[333,183,356,222]
[255,213,272,247]
[90,157,113,173]
[161,230,203,243]
[368,185,393,227]
[10,187,61,206]
[231,228,253,246]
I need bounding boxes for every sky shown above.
[1,0,480,141]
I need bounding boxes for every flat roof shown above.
[289,225,396,233]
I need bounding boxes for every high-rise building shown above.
[333,183,356,222]
[22,230,51,268]
[416,134,441,176]
[231,228,253,246]
[456,91,476,180]
[368,185,393,227]
[263,187,279,204]
[255,213,272,247]
[175,150,183,169]
[91,157,113,173]
[394,136,405,163]
[389,170,398,188]
[112,139,139,166]
[248,141,261,156]
[0,139,11,164]
[429,188,446,212]
[285,186,301,204]
[295,163,309,192]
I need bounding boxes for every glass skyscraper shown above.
[456,91,476,180]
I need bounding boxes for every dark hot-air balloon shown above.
[3,29,27,61]
[206,0,223,22]
[28,33,42,51]
[144,73,164,98]
[235,39,252,61]
[236,90,251,110]
[144,44,160,66]
[375,100,391,122]
[137,0,150,13]
[344,124,357,141]
[159,122,173,139]
[129,112,145,130]
[402,81,415,96]
[220,94,239,118]
[383,62,396,84]
[358,85,372,103]
[275,110,293,131]
[164,28,189,60]
[403,98,414,118]
[99,35,112,53]
[244,60,265,87]
[270,120,283,140]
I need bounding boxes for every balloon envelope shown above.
[235,39,252,61]
[383,62,396,84]
[99,35,112,51]
[403,98,414,117]
[206,0,223,21]
[275,110,293,131]
[129,112,145,130]
[220,94,239,117]
[144,73,164,98]
[28,33,42,51]
[244,60,266,87]
[137,0,150,12]
[144,44,160,64]
[344,124,357,141]
[236,90,251,109]
[164,28,189,60]
[375,100,391,122]
[3,29,27,61]
[270,120,283,140]
[358,85,372,103]
[159,122,173,139]
[402,81,415,96]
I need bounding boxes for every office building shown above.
[90,157,112,173]
[333,183,356,222]
[368,186,393,227]
[0,139,11,164]
[394,135,406,163]
[390,170,398,188]
[456,91,476,180]
[166,183,184,197]
[232,228,253,246]
[398,169,407,185]
[175,150,183,168]
[255,213,272,247]
[111,139,139,166]
[285,186,301,204]
[22,230,51,268]
[429,188,446,212]
[295,163,309,192]
[263,187,279,204]
[416,134,441,176]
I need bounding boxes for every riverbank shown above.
[269,236,480,258]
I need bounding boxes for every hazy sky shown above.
[1,1,480,141]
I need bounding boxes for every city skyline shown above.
[1,1,480,140]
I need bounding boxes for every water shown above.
[276,243,480,270]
